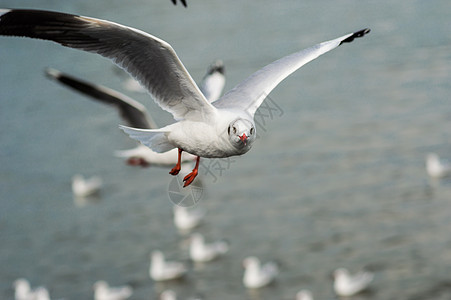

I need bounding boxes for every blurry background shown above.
[0,0,450,299]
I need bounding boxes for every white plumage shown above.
[150,250,187,281]
[189,232,229,262]
[426,152,451,178]
[93,281,133,300]
[242,256,278,289]
[333,267,374,297]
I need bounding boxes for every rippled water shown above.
[1,1,451,299]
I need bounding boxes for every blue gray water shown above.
[1,1,451,299]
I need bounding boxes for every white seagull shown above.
[333,267,374,297]
[0,9,370,187]
[242,256,278,289]
[45,60,225,168]
[160,290,177,300]
[150,250,187,281]
[13,278,50,300]
[189,232,229,262]
[296,289,314,300]
[72,174,102,197]
[426,152,451,178]
[173,205,206,231]
[93,280,133,300]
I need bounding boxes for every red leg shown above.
[183,156,200,187]
[169,148,183,175]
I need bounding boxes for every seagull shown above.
[93,280,133,300]
[72,174,102,197]
[189,232,229,262]
[173,205,206,231]
[242,256,278,289]
[150,250,187,281]
[0,9,370,187]
[160,290,177,300]
[45,60,225,168]
[333,267,374,297]
[296,289,314,300]
[171,0,187,7]
[426,152,451,178]
[13,278,50,300]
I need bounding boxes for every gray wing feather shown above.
[213,29,370,117]
[0,9,216,121]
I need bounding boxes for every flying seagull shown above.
[45,60,225,168]
[171,0,187,7]
[0,9,370,187]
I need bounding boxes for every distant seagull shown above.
[333,267,374,297]
[93,280,133,300]
[45,60,225,169]
[426,152,451,178]
[189,232,229,262]
[13,278,50,300]
[296,289,313,300]
[72,174,102,197]
[0,9,369,187]
[150,250,187,281]
[242,256,278,289]
[171,0,187,7]
[173,205,206,231]
[160,290,177,300]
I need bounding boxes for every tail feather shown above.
[119,125,174,153]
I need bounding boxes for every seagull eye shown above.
[228,126,231,135]
[250,127,254,135]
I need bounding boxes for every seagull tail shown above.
[119,125,174,153]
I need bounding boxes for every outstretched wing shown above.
[45,68,157,129]
[213,29,370,117]
[0,9,216,122]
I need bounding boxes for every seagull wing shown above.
[0,9,216,122]
[213,29,370,117]
[45,68,157,129]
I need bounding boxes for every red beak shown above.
[239,133,248,145]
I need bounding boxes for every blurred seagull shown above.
[333,267,374,297]
[296,289,313,300]
[0,9,370,187]
[160,290,177,300]
[13,278,50,300]
[189,232,229,262]
[93,280,133,300]
[173,205,206,231]
[242,256,278,289]
[150,250,187,281]
[426,152,451,178]
[72,174,102,197]
[45,61,225,169]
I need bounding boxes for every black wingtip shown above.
[207,60,225,75]
[171,0,187,7]
[340,28,371,45]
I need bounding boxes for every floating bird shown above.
[150,250,187,281]
[333,267,374,297]
[160,290,177,300]
[0,9,370,187]
[45,60,225,169]
[173,205,206,231]
[13,278,50,300]
[296,289,313,300]
[72,174,102,197]
[189,232,228,262]
[426,152,451,178]
[93,280,133,300]
[242,256,278,289]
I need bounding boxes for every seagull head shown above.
[227,118,255,149]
